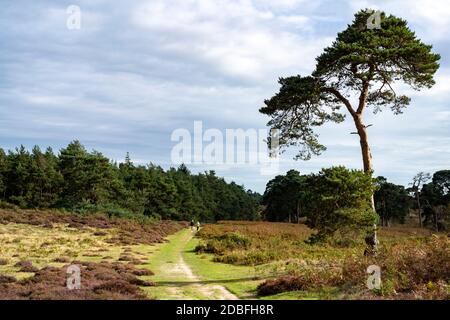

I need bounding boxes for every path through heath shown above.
[147,229,239,300]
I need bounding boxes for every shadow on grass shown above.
[155,275,270,287]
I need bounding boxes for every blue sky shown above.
[0,0,449,193]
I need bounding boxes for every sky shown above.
[0,0,449,193]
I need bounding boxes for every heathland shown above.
[0,209,448,300]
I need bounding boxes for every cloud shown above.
[132,0,329,80]
[0,0,448,192]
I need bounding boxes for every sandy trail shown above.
[175,253,238,300]
[150,229,239,300]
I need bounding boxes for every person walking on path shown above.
[196,221,201,232]
[190,220,195,231]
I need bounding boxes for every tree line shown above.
[0,141,261,222]
[262,167,450,236]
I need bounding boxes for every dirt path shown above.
[146,229,238,300]
[176,253,238,300]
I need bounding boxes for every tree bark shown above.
[353,115,372,172]
[327,85,378,254]
[353,114,379,255]
[416,192,423,228]
[434,208,438,231]
[353,115,375,210]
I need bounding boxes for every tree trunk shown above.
[416,192,423,228]
[353,115,375,207]
[354,117,373,174]
[434,209,438,231]
[354,115,378,255]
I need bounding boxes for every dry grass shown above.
[0,222,117,280]
[0,261,154,300]
[0,209,187,245]
[0,209,186,299]
[258,235,449,299]
[196,221,449,299]
[196,221,314,265]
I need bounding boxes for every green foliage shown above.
[260,9,440,161]
[195,232,251,255]
[263,166,378,241]
[0,142,260,222]
[262,170,309,222]
[374,176,411,225]
[256,235,449,299]
[420,170,450,230]
[304,167,378,241]
[260,77,344,159]
[314,10,440,92]
[432,170,450,204]
[0,148,6,197]
[59,141,118,208]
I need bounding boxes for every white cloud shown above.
[132,0,329,80]
[279,15,310,26]
[0,0,448,192]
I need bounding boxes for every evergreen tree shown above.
[374,176,411,226]
[0,141,260,221]
[0,148,6,199]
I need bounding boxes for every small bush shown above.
[0,201,18,210]
[258,235,449,299]
[258,268,342,296]
[132,269,154,276]
[0,261,153,299]
[52,257,70,263]
[304,167,378,242]
[14,261,39,273]
[0,274,17,284]
[196,232,251,255]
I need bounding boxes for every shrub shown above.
[0,261,153,300]
[304,167,378,242]
[217,250,279,265]
[257,268,342,296]
[258,235,449,299]
[195,232,251,255]
[0,201,17,210]
[14,260,39,273]
[0,274,17,284]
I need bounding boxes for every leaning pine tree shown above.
[260,10,440,253]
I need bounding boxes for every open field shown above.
[0,209,186,299]
[0,210,448,300]
[194,221,450,299]
[142,228,238,300]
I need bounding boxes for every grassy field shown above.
[184,235,333,300]
[0,210,448,300]
[0,209,186,299]
[184,235,261,299]
[194,221,449,299]
[141,229,240,299]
